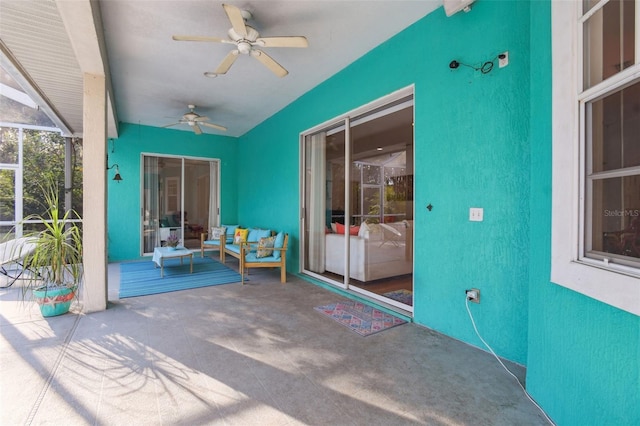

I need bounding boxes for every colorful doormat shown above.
[383,289,413,306]
[314,300,407,336]
[119,257,242,298]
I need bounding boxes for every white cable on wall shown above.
[465,297,556,425]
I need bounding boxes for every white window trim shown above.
[551,1,640,316]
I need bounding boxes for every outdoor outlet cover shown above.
[499,51,509,68]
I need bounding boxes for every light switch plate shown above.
[469,207,483,222]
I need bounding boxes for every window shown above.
[552,0,640,315]
[0,125,82,240]
[583,0,639,265]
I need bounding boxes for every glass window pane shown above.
[0,65,55,127]
[0,169,15,221]
[362,187,381,219]
[69,137,83,219]
[0,225,15,241]
[591,176,640,258]
[589,80,640,173]
[0,127,19,164]
[583,0,601,15]
[362,164,381,185]
[22,130,66,218]
[583,0,635,90]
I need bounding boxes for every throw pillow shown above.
[273,232,285,260]
[248,228,272,242]
[256,236,276,258]
[234,228,249,244]
[330,222,337,233]
[335,222,360,235]
[222,224,239,236]
[210,226,226,240]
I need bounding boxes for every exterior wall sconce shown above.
[106,154,123,182]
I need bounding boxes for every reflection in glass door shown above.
[301,90,414,311]
[142,155,219,255]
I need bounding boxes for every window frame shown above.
[551,0,640,316]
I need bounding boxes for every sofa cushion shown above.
[203,239,221,246]
[256,236,275,258]
[245,252,278,263]
[248,228,271,242]
[226,244,241,255]
[273,232,285,260]
[234,228,249,244]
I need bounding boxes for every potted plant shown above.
[19,179,83,317]
[165,234,180,250]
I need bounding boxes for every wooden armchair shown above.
[239,233,288,284]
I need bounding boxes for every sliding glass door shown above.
[141,155,219,255]
[301,89,414,311]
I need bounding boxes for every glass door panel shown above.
[142,155,216,255]
[301,92,414,311]
[182,158,209,249]
[303,125,348,287]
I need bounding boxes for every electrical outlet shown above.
[466,288,480,303]
[498,51,509,68]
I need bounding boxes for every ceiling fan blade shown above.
[251,50,288,78]
[194,116,209,122]
[214,50,239,74]
[192,123,203,135]
[162,123,180,128]
[200,122,228,132]
[256,36,308,48]
[172,35,227,43]
[223,3,247,38]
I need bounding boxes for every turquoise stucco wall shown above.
[239,1,531,363]
[106,2,640,423]
[526,2,640,424]
[107,122,238,261]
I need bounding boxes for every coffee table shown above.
[152,247,193,278]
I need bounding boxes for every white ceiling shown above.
[0,1,443,138]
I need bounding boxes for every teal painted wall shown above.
[527,2,640,425]
[107,122,238,261]
[239,1,531,363]
[106,1,640,423]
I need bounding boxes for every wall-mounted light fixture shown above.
[106,154,123,182]
[107,138,122,182]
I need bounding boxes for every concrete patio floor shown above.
[0,261,551,425]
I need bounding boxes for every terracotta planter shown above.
[32,286,76,317]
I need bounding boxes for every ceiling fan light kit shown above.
[163,105,227,135]
[173,3,308,78]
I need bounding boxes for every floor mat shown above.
[314,300,407,336]
[382,289,413,306]
[119,257,242,298]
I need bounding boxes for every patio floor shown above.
[0,260,551,425]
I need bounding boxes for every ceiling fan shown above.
[163,105,227,135]
[172,3,308,78]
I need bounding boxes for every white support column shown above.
[81,73,107,313]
